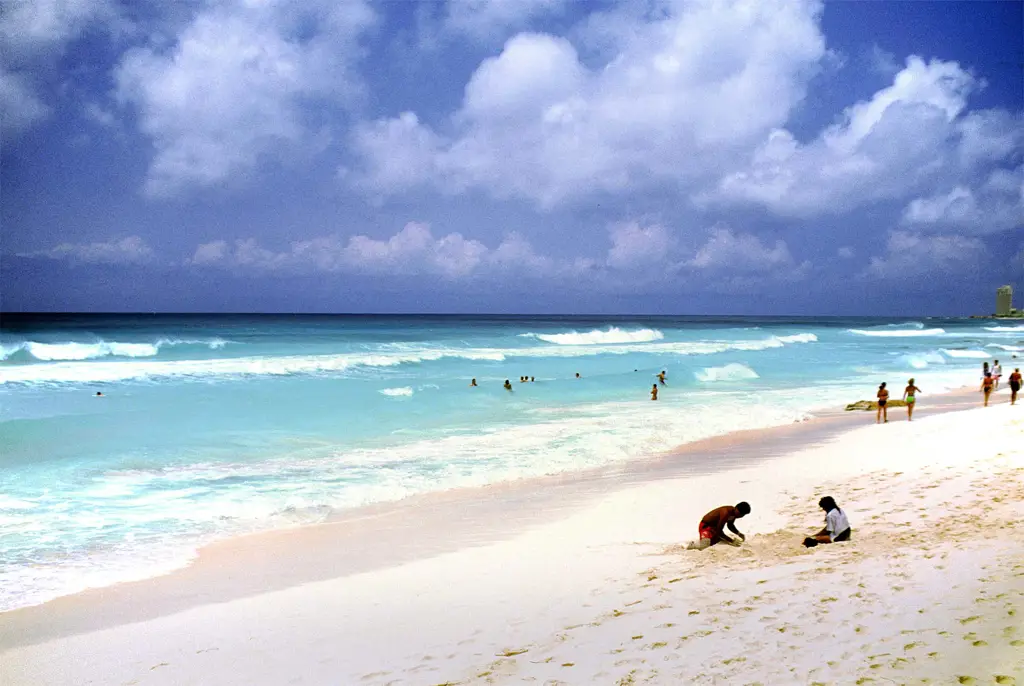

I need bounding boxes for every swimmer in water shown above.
[95,391,103,396]
[651,384,658,400]
[657,370,666,385]
[504,379,513,391]
[575,372,580,379]
[470,378,477,387]
[530,376,535,382]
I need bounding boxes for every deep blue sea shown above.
[1,314,1021,611]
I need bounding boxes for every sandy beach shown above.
[2,389,1022,685]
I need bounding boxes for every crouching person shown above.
[687,501,751,550]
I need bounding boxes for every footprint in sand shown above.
[994,677,1016,685]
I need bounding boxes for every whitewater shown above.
[0,314,1018,612]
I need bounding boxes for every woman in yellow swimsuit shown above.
[902,378,921,421]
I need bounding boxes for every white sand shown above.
[2,402,1023,685]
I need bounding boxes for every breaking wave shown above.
[0,338,229,362]
[694,363,760,382]
[987,344,1023,352]
[900,351,946,369]
[848,327,945,337]
[379,387,414,397]
[940,349,990,359]
[0,334,817,385]
[985,325,1024,332]
[522,327,664,345]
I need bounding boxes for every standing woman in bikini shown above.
[902,378,921,421]
[981,372,994,407]
[876,382,889,423]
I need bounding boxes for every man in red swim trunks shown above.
[686,502,751,550]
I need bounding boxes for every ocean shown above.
[1,314,1021,612]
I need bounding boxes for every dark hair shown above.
[736,501,751,515]
[819,496,838,512]
[879,382,886,389]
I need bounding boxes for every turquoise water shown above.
[1,314,1021,611]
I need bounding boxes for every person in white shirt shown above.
[803,496,851,547]
[992,360,1002,389]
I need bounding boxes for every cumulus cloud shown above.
[708,57,1022,218]
[0,67,50,140]
[606,222,672,270]
[864,231,984,279]
[837,246,855,259]
[17,236,154,265]
[116,0,375,196]
[185,223,564,280]
[0,0,118,142]
[187,220,815,293]
[901,165,1023,233]
[350,0,826,206]
[686,226,809,278]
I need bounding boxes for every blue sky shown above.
[2,0,1021,314]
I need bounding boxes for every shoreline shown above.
[1,391,1020,684]
[0,384,1005,644]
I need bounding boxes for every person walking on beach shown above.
[992,360,1002,390]
[876,382,889,423]
[803,496,851,547]
[981,373,994,406]
[686,502,751,550]
[651,384,658,400]
[902,378,921,421]
[1009,368,1021,405]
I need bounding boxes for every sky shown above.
[1,0,1022,315]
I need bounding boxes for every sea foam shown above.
[523,327,664,345]
[379,387,414,397]
[848,328,945,337]
[0,334,818,385]
[695,363,760,382]
[0,338,230,361]
[941,349,991,359]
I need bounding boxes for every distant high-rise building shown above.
[996,285,1012,316]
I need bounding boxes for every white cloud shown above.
[187,223,491,279]
[688,226,806,275]
[864,230,984,279]
[187,220,817,292]
[116,0,375,196]
[901,165,1023,233]
[708,57,1021,218]
[0,0,116,60]
[351,0,826,206]
[17,236,154,265]
[0,0,118,141]
[606,222,672,270]
[0,67,49,139]
[837,246,855,259]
